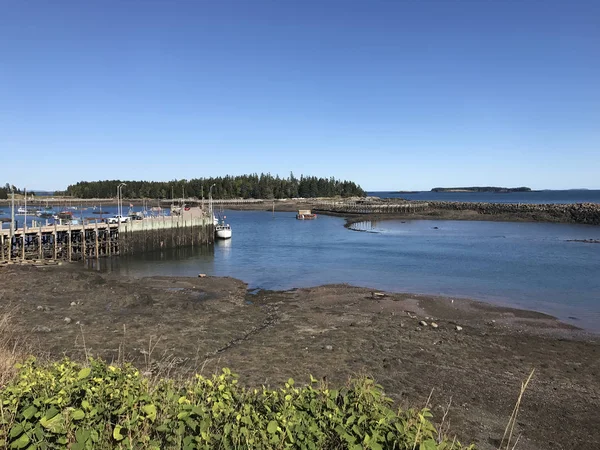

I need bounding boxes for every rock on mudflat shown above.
[70,301,77,306]
[419,320,428,327]
[456,325,463,331]
[431,322,439,329]
[64,317,72,324]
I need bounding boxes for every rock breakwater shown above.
[428,201,600,225]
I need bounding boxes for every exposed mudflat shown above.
[0,265,598,450]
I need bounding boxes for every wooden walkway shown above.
[313,201,429,215]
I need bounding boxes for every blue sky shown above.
[1,0,599,191]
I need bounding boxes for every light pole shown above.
[121,183,126,217]
[117,183,126,217]
[23,188,27,231]
[9,185,15,238]
[208,183,216,223]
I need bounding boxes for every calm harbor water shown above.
[97,210,600,332]
[369,189,600,204]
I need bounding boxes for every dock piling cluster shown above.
[0,209,213,263]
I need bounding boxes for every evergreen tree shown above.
[63,174,366,199]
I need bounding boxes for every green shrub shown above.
[0,358,474,449]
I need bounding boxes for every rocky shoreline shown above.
[427,201,600,225]
[0,265,598,449]
[232,200,600,226]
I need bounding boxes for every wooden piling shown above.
[95,222,99,259]
[53,223,58,260]
[38,225,42,260]
[68,222,72,261]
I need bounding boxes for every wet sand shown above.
[0,265,598,450]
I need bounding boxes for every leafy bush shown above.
[0,358,474,449]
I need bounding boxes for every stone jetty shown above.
[428,201,600,225]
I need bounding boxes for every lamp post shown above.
[117,183,127,217]
[23,188,27,231]
[208,183,216,223]
[121,183,126,217]
[9,185,15,238]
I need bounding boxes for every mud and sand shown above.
[0,265,598,450]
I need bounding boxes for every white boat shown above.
[215,223,232,239]
[17,206,39,215]
[215,215,232,239]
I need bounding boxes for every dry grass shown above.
[498,368,536,450]
[0,308,31,387]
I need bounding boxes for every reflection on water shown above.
[99,211,600,331]
[349,220,378,232]
[87,245,215,275]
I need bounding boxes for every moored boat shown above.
[215,214,232,239]
[215,223,232,239]
[17,207,39,215]
[56,211,74,220]
[296,209,317,220]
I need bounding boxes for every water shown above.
[98,210,600,332]
[369,189,600,204]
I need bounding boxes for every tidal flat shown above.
[1,265,598,450]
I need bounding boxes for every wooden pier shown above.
[0,208,213,263]
[313,201,430,215]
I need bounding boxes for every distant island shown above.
[431,186,532,193]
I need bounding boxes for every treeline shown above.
[62,174,366,199]
[0,184,23,200]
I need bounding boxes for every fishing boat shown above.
[17,206,39,215]
[215,215,232,239]
[296,209,317,220]
[55,210,74,220]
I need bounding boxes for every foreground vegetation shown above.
[62,173,366,200]
[0,358,473,449]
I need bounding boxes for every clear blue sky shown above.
[1,0,599,191]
